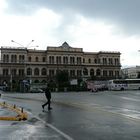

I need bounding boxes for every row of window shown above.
[3,54,25,62]
[49,56,119,65]
[2,68,120,77]
[2,54,120,65]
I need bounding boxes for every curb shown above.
[0,102,28,121]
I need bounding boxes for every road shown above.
[0,90,140,140]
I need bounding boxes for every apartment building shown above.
[0,42,121,91]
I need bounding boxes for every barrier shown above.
[0,102,28,121]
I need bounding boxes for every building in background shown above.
[121,66,140,79]
[0,42,121,91]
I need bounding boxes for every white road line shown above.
[121,96,140,102]
[26,111,74,140]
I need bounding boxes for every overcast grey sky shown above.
[1,0,140,67]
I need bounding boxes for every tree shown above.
[55,70,69,91]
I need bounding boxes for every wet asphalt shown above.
[0,90,140,140]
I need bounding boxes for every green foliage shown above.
[55,70,70,89]
[56,71,69,82]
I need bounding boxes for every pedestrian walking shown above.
[42,86,52,111]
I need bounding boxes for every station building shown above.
[0,42,121,91]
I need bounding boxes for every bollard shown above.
[13,104,16,108]
[21,107,23,113]
[0,102,28,121]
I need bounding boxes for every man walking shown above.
[42,86,52,111]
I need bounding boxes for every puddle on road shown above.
[89,103,140,120]
[101,106,140,120]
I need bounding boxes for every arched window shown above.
[83,68,88,75]
[56,56,61,64]
[77,70,82,76]
[3,54,9,62]
[11,69,17,76]
[11,55,17,62]
[63,56,68,64]
[83,58,85,63]
[115,71,119,77]
[115,58,119,65]
[3,69,8,76]
[96,69,101,76]
[98,59,100,64]
[49,56,54,64]
[41,68,47,75]
[109,70,113,77]
[103,58,107,64]
[42,57,46,62]
[108,58,113,65]
[88,59,91,63]
[28,56,32,62]
[34,68,39,75]
[35,57,39,62]
[90,69,94,76]
[27,68,32,75]
[49,69,54,76]
[19,55,24,62]
[103,70,107,76]
[70,57,75,64]
[94,59,97,64]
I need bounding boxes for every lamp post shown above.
[11,40,34,48]
[10,65,13,92]
[11,40,36,92]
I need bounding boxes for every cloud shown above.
[0,7,62,48]
[2,0,140,66]
[5,0,140,35]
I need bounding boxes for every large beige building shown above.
[0,42,121,91]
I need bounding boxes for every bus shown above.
[108,79,140,90]
[87,80,108,92]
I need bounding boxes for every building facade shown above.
[0,42,121,91]
[122,66,140,79]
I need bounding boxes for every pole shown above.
[11,40,36,92]
[10,64,12,92]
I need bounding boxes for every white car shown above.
[30,88,44,93]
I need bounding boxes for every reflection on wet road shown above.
[1,90,140,140]
[0,112,70,140]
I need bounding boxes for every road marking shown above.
[4,95,140,122]
[26,110,74,140]
[121,96,140,102]
[54,100,140,122]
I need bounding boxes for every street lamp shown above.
[11,40,36,92]
[11,40,35,48]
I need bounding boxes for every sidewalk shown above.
[0,92,73,140]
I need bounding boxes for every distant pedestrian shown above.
[42,86,52,111]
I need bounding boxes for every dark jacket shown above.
[45,88,51,99]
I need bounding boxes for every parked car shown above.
[29,88,44,93]
[0,85,7,91]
